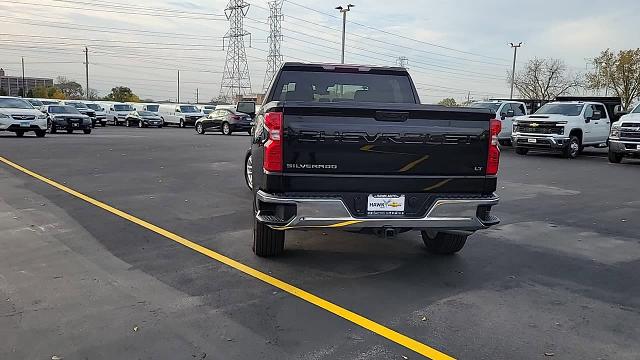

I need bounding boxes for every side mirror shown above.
[110,107,114,111]
[506,109,515,118]
[613,105,628,116]
[592,110,602,121]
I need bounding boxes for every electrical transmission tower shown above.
[219,0,252,102]
[396,56,409,68]
[262,0,284,92]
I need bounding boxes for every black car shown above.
[195,109,251,135]
[125,111,163,128]
[64,101,97,127]
[43,105,92,134]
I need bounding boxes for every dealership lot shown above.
[1,127,639,359]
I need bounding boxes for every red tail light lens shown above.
[263,112,283,172]
[487,118,501,175]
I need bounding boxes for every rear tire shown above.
[101,121,107,127]
[222,122,232,135]
[83,129,92,134]
[35,130,46,137]
[50,123,57,134]
[15,130,24,137]
[67,128,73,134]
[253,218,285,257]
[421,231,468,255]
[608,150,623,163]
[515,147,528,155]
[244,153,253,190]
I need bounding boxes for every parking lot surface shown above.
[1,127,639,359]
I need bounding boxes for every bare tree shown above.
[510,58,582,100]
[586,49,640,110]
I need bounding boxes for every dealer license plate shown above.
[527,138,537,143]
[367,194,405,215]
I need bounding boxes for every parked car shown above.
[38,99,61,107]
[512,100,613,158]
[469,100,527,145]
[195,108,251,135]
[103,102,135,125]
[62,101,97,127]
[198,104,216,115]
[25,98,44,109]
[42,105,92,134]
[244,62,500,257]
[0,96,47,137]
[608,103,640,163]
[83,102,108,127]
[158,103,204,127]
[125,110,163,128]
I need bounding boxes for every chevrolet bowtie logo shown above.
[530,123,539,127]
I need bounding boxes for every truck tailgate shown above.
[279,103,494,193]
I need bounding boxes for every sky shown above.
[1,0,639,103]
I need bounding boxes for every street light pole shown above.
[509,42,522,100]
[335,4,354,64]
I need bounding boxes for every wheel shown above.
[83,128,92,134]
[515,147,528,155]
[562,135,580,159]
[138,120,143,128]
[126,119,131,127]
[421,231,468,255]
[158,125,163,129]
[608,150,623,163]
[49,123,57,134]
[222,122,232,135]
[101,121,107,127]
[179,119,185,128]
[253,214,285,257]
[244,153,253,190]
[15,130,24,137]
[35,130,46,138]
[67,128,73,134]
[91,120,96,128]
[196,123,205,134]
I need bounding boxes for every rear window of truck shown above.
[272,70,417,104]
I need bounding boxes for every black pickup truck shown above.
[244,63,500,257]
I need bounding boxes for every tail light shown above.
[263,111,283,172]
[487,119,501,175]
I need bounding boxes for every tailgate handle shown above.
[374,111,409,122]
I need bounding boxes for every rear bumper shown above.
[512,134,569,151]
[256,190,499,231]
[610,139,640,156]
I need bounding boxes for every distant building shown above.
[234,93,265,104]
[0,68,54,97]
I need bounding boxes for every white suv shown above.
[0,96,48,137]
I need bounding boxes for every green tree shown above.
[586,49,640,110]
[438,98,458,107]
[32,85,50,98]
[104,86,140,102]
[55,76,84,99]
[511,58,582,100]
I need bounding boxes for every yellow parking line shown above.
[0,155,455,360]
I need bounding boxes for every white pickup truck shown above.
[469,100,527,145]
[512,101,611,158]
[608,103,640,163]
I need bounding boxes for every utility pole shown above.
[336,4,354,64]
[84,47,90,100]
[177,70,180,103]
[220,0,252,102]
[263,0,284,92]
[196,88,199,103]
[21,57,25,98]
[509,42,522,100]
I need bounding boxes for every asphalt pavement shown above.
[0,127,639,360]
